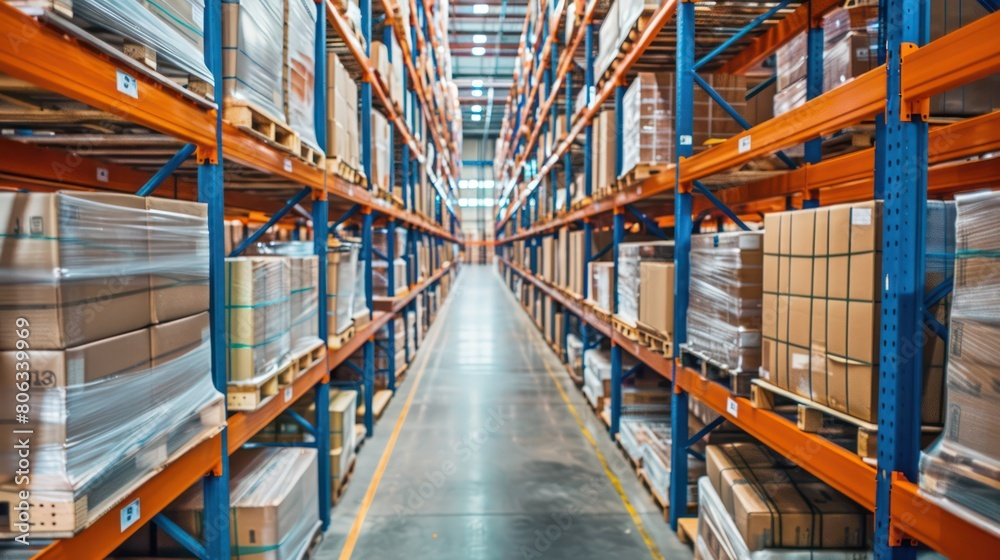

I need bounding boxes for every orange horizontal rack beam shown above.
[373,262,453,312]
[499,258,1000,560]
[0,3,216,148]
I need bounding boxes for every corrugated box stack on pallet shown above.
[619,72,745,181]
[920,191,1000,532]
[224,255,293,410]
[328,243,360,340]
[375,317,407,385]
[328,52,362,179]
[617,241,674,330]
[760,201,952,426]
[142,448,321,558]
[0,192,224,537]
[696,443,872,560]
[250,241,324,355]
[685,231,764,395]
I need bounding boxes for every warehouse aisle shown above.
[317,265,690,560]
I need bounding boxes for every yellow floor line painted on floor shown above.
[507,281,665,560]
[338,278,460,560]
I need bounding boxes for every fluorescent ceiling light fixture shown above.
[471,105,482,113]
[471,79,484,87]
[473,3,489,14]
[468,180,479,189]
[483,180,495,189]
[471,89,483,97]
[459,180,469,188]
[473,34,488,44]
[471,114,482,121]
[471,46,486,56]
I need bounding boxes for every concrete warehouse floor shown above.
[316,265,691,560]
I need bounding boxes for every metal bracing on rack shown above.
[493,1,1000,557]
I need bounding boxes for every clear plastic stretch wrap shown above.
[695,477,875,560]
[761,201,953,424]
[0,337,223,536]
[225,256,292,383]
[406,310,417,356]
[328,244,359,336]
[165,448,320,559]
[567,333,583,377]
[687,232,764,373]
[622,73,675,175]
[284,0,319,148]
[71,0,213,83]
[222,0,286,121]
[373,227,408,258]
[617,241,674,325]
[589,262,615,311]
[372,258,407,297]
[352,247,369,319]
[920,190,1000,531]
[704,443,870,553]
[251,242,320,351]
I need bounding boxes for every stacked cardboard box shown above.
[567,333,584,378]
[222,0,286,121]
[328,52,360,171]
[687,231,764,388]
[225,256,292,382]
[328,244,358,337]
[592,109,617,194]
[617,241,673,326]
[921,191,1000,528]
[700,443,870,557]
[288,255,320,351]
[284,0,319,148]
[595,0,619,79]
[621,73,745,177]
[640,421,706,507]
[0,192,223,537]
[371,110,391,193]
[761,201,952,424]
[589,262,615,312]
[168,448,320,558]
[639,261,675,339]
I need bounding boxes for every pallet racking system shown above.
[493,0,1000,558]
[0,0,462,556]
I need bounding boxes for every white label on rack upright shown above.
[116,70,138,99]
[96,167,109,182]
[680,135,693,146]
[738,136,752,154]
[284,387,293,402]
[283,158,293,172]
[120,499,140,532]
[726,397,739,418]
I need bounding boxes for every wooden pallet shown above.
[618,164,668,189]
[680,344,756,396]
[354,423,367,452]
[292,338,327,372]
[297,141,326,168]
[750,378,941,461]
[636,320,673,357]
[327,156,365,185]
[329,324,356,351]
[677,518,699,548]
[332,453,357,505]
[301,520,326,559]
[224,99,300,154]
[612,316,640,341]
[227,359,295,410]
[614,433,643,472]
[591,304,612,324]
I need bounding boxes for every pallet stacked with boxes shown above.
[0,192,224,537]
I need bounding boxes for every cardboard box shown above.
[589,262,615,311]
[221,0,285,121]
[151,312,210,367]
[371,110,391,192]
[0,192,151,350]
[225,257,291,382]
[639,262,675,337]
[146,197,209,324]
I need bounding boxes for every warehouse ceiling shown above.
[448,0,523,138]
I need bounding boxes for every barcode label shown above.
[284,387,293,402]
[726,398,739,418]
[738,136,752,154]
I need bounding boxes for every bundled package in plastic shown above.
[371,111,391,192]
[352,248,370,323]
[284,0,319,148]
[69,0,213,85]
[288,255,320,352]
[222,0,286,121]
[617,241,674,325]
[920,190,1000,530]
[148,198,210,323]
[641,424,705,507]
[761,201,952,424]
[225,256,292,382]
[328,244,359,336]
[372,258,407,297]
[567,333,584,378]
[596,0,619,79]
[162,448,320,558]
[687,231,764,389]
[703,443,871,555]
[588,262,615,312]
[328,52,360,170]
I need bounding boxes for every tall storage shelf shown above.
[0,0,460,556]
[493,0,1000,559]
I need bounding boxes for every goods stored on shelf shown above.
[493,0,1000,558]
